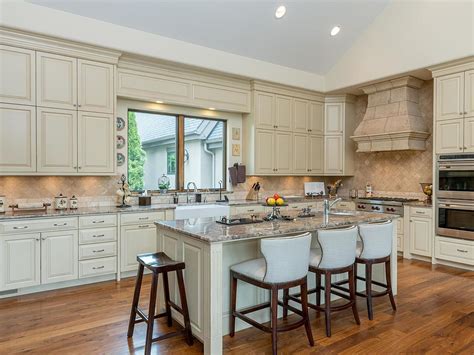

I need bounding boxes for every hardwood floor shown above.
[0,259,473,354]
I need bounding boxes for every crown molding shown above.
[251,80,324,102]
[429,56,474,78]
[325,94,357,104]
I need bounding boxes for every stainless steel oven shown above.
[437,154,474,200]
[437,199,474,241]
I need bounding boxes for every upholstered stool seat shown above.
[230,233,314,355]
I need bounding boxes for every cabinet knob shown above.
[464,112,468,115]
[459,112,463,115]
[78,167,82,169]
[78,104,82,107]
[460,148,463,150]
[73,104,77,107]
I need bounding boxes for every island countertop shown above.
[155,210,397,243]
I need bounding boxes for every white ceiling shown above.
[26,0,390,75]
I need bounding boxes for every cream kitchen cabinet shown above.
[0,233,41,291]
[255,92,274,130]
[308,135,324,174]
[464,117,474,152]
[0,103,36,174]
[37,108,78,173]
[274,131,292,174]
[324,135,344,174]
[409,215,432,258]
[309,101,324,135]
[293,99,309,133]
[275,95,292,131]
[41,230,78,284]
[293,133,308,174]
[37,52,114,114]
[78,112,114,173]
[325,103,344,134]
[254,129,274,174]
[120,223,158,272]
[435,119,464,153]
[0,45,36,105]
[436,72,464,121]
[465,70,474,117]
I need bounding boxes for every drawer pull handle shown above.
[138,225,149,228]
[93,266,105,270]
[92,220,105,224]
[247,209,255,212]
[53,223,67,227]
[456,249,468,253]
[138,217,149,220]
[93,234,105,238]
[415,211,425,214]
[13,226,28,229]
[93,249,105,253]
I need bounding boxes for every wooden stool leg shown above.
[385,259,397,311]
[349,267,360,325]
[127,264,144,337]
[324,271,332,337]
[230,273,237,337]
[145,272,159,355]
[176,269,194,346]
[365,262,374,320]
[162,271,173,327]
[315,272,321,307]
[282,288,289,319]
[300,281,315,346]
[271,286,278,355]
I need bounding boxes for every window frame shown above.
[127,109,227,192]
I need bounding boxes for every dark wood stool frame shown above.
[285,263,360,337]
[230,270,314,355]
[332,255,396,320]
[127,252,193,355]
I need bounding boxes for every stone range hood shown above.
[351,76,430,152]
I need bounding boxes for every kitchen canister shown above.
[54,194,68,210]
[0,195,5,213]
[69,195,78,209]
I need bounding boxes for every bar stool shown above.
[230,233,314,355]
[355,220,396,320]
[127,252,193,355]
[286,225,360,337]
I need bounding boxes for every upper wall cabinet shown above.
[325,103,344,134]
[37,52,114,114]
[0,45,36,106]
[465,70,474,117]
[309,102,324,135]
[0,103,36,173]
[293,99,309,133]
[436,72,464,121]
[255,92,274,129]
[275,95,292,131]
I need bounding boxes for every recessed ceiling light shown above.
[275,5,286,19]
[155,100,163,104]
[330,26,341,36]
[208,107,216,111]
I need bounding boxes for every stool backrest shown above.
[260,232,312,284]
[358,220,393,259]
[316,225,358,269]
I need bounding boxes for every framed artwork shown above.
[232,144,241,156]
[232,127,240,140]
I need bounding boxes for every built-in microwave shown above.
[437,154,474,200]
[437,199,474,241]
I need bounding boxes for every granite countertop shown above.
[155,210,397,243]
[226,196,355,206]
[0,204,176,221]
[404,201,433,207]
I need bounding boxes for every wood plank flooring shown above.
[0,259,472,354]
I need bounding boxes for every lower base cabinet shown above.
[409,216,432,257]
[121,223,158,272]
[41,230,78,284]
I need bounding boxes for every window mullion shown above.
[177,115,185,191]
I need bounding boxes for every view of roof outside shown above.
[128,110,224,191]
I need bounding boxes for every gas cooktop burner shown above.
[357,197,419,203]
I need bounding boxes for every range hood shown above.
[351,76,430,152]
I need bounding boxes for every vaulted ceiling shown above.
[27,0,389,75]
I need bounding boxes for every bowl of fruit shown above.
[420,183,432,204]
[265,193,286,207]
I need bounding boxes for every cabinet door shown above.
[324,135,343,174]
[464,117,474,153]
[409,217,432,257]
[275,95,292,131]
[0,233,40,291]
[78,112,114,173]
[255,92,274,129]
[293,99,309,133]
[325,103,344,134]
[308,135,324,174]
[275,131,292,174]
[435,119,463,154]
[293,133,308,174]
[37,108,78,173]
[121,224,158,272]
[0,45,35,105]
[309,101,324,135]
[255,129,274,174]
[436,73,464,121]
[37,52,77,110]
[464,70,474,118]
[0,103,36,173]
[41,230,78,284]
[78,59,114,114]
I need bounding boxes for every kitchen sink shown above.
[329,211,356,216]
[175,204,230,219]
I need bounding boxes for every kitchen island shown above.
[155,210,398,355]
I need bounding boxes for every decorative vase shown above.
[158,174,171,194]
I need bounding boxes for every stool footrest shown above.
[132,307,169,325]
[151,329,188,343]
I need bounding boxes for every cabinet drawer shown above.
[79,227,116,244]
[335,201,356,210]
[0,217,78,234]
[120,211,165,225]
[79,214,117,228]
[79,257,117,278]
[435,237,474,265]
[232,205,265,215]
[79,242,117,260]
[410,207,432,218]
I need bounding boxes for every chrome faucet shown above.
[186,182,198,203]
[323,197,342,225]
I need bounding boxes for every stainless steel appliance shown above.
[436,199,474,241]
[356,197,418,216]
[437,154,474,200]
